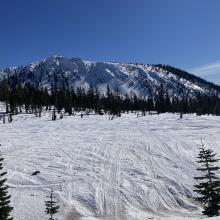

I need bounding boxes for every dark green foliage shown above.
[45,189,60,220]
[0,152,13,220]
[1,77,220,118]
[52,107,57,121]
[155,85,166,113]
[194,142,220,217]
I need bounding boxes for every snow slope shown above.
[1,113,220,219]
[0,56,219,98]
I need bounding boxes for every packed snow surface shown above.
[1,113,220,220]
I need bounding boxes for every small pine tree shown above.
[52,107,56,121]
[45,189,59,220]
[194,141,220,217]
[8,113,12,123]
[0,151,13,220]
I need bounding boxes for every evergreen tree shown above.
[155,85,165,113]
[194,142,220,217]
[0,151,13,220]
[1,76,220,117]
[45,189,60,220]
[52,107,57,121]
[0,80,10,114]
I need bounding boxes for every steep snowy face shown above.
[0,56,219,97]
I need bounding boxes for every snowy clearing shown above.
[1,113,220,220]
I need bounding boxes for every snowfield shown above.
[1,112,220,220]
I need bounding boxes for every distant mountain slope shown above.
[154,64,220,91]
[0,56,219,98]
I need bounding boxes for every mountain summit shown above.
[1,56,219,98]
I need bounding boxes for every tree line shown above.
[1,79,220,119]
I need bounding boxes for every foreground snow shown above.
[1,113,220,220]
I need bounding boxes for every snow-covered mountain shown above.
[1,56,220,97]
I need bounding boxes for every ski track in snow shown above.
[1,113,220,220]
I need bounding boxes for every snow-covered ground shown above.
[1,112,220,220]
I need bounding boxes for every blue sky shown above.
[1,0,220,83]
